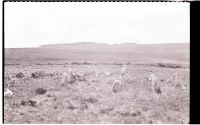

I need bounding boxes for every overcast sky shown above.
[5,2,189,48]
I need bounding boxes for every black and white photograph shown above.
[3,1,189,124]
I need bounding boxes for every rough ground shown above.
[4,43,189,123]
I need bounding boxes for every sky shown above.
[5,2,189,48]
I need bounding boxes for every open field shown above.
[4,43,189,123]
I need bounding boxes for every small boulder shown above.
[112,80,122,93]
[104,72,111,76]
[4,88,13,97]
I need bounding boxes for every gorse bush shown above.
[157,63,182,68]
[35,88,47,95]
[16,72,25,78]
[31,71,46,78]
[146,63,185,69]
[71,62,81,65]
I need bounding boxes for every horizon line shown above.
[4,42,190,49]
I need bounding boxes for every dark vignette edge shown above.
[2,0,192,2]
[2,0,5,124]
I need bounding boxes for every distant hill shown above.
[38,42,189,51]
[5,42,189,65]
[40,42,110,48]
[39,42,140,48]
